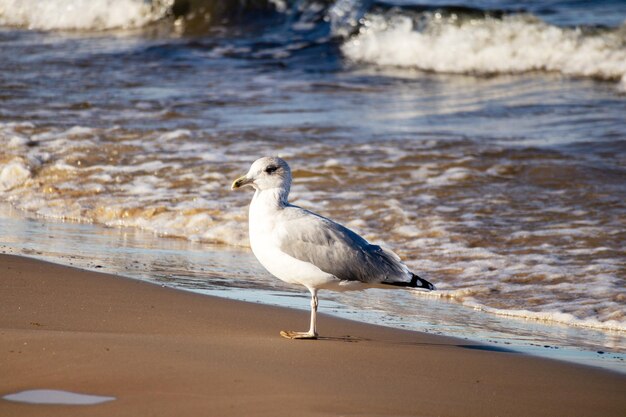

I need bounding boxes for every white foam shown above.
[157,129,192,142]
[0,159,31,191]
[268,0,288,14]
[426,167,475,185]
[1,121,624,338]
[341,13,626,87]
[7,135,29,147]
[324,158,342,168]
[463,299,626,333]
[0,0,172,31]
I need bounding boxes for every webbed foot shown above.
[280,330,318,340]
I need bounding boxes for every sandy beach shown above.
[2,0,626,386]
[0,253,624,416]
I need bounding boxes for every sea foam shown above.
[0,0,172,30]
[341,13,626,88]
[0,159,31,191]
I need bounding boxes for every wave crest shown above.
[341,12,626,86]
[0,0,173,30]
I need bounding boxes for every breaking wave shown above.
[341,11,626,87]
[0,0,174,30]
[1,0,625,87]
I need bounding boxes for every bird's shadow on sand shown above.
[314,335,369,343]
[311,336,519,354]
[457,344,518,353]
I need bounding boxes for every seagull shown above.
[231,156,435,339]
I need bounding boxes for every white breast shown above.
[248,190,338,290]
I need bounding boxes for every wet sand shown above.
[1,253,624,417]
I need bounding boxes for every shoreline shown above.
[1,204,624,374]
[1,253,625,416]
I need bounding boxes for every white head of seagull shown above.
[231,156,435,340]
[231,156,291,195]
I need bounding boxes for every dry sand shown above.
[1,253,624,416]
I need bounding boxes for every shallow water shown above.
[0,0,625,367]
[1,205,624,373]
[2,389,115,405]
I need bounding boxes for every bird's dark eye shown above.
[265,165,279,174]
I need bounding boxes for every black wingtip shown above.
[383,273,435,290]
[410,273,435,291]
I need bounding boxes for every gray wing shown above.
[275,205,410,284]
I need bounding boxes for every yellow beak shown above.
[231,175,253,190]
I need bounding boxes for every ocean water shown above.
[0,0,625,369]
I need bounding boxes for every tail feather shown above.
[384,273,435,291]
